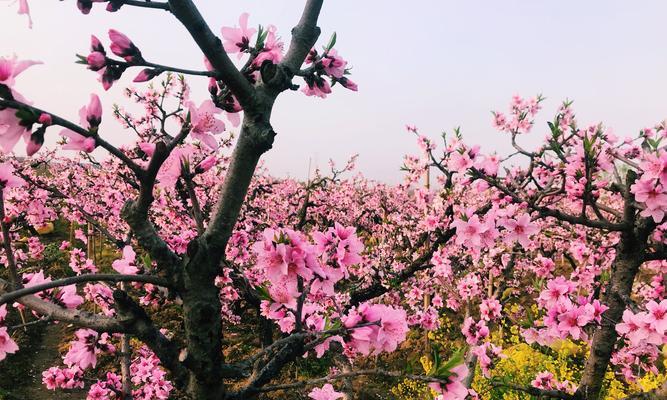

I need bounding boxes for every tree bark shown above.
[576,171,649,400]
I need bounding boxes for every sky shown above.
[1,0,666,183]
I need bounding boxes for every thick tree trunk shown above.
[576,172,647,400]
[181,116,275,399]
[576,241,643,400]
[182,251,226,399]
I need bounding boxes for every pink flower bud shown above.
[90,35,105,54]
[77,0,94,14]
[86,94,102,128]
[86,52,106,71]
[339,77,358,91]
[38,113,52,126]
[109,29,142,62]
[26,136,43,156]
[82,137,96,153]
[108,29,131,52]
[195,155,217,174]
[208,78,218,96]
[132,68,160,83]
[106,1,123,12]
[100,67,122,91]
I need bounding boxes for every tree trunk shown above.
[183,250,226,400]
[576,175,648,400]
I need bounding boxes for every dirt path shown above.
[2,323,86,400]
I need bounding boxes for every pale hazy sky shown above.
[1,1,666,183]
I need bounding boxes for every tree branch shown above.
[245,369,453,395]
[167,0,255,107]
[0,190,21,288]
[113,289,190,388]
[11,290,126,332]
[0,273,170,306]
[0,99,143,177]
[281,0,325,73]
[490,382,577,400]
[120,0,171,11]
[110,58,216,78]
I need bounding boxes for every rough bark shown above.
[575,171,649,400]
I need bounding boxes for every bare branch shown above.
[14,292,125,332]
[490,382,577,400]
[0,273,171,306]
[121,0,171,10]
[110,58,216,78]
[245,369,453,396]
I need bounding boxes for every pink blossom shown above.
[0,55,40,89]
[321,49,347,79]
[473,342,505,377]
[631,179,667,223]
[640,151,667,183]
[221,13,257,57]
[253,25,284,66]
[302,77,332,98]
[502,213,539,248]
[587,300,609,324]
[42,366,84,390]
[451,214,487,249]
[188,100,225,149]
[646,299,667,334]
[342,303,409,355]
[60,94,102,152]
[63,329,115,370]
[479,298,502,321]
[308,384,344,400]
[557,306,592,340]
[538,277,575,307]
[87,52,106,70]
[428,364,469,400]
[138,141,156,157]
[462,317,489,345]
[615,310,657,346]
[0,327,19,361]
[448,151,473,172]
[133,68,160,83]
[55,285,85,309]
[38,113,52,126]
[0,162,24,192]
[532,371,555,390]
[112,245,139,274]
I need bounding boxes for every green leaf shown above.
[141,253,152,269]
[325,32,337,51]
[255,285,272,301]
[433,348,465,378]
[74,54,88,65]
